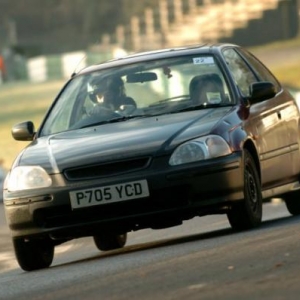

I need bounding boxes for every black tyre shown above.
[93,233,127,251]
[227,149,262,230]
[283,191,300,215]
[13,237,54,271]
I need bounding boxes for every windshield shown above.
[40,54,233,136]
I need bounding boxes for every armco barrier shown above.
[27,51,114,83]
[27,56,47,82]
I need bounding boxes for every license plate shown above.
[69,179,149,209]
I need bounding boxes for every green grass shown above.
[0,37,300,169]
[272,63,300,89]
[250,37,300,51]
[249,37,300,88]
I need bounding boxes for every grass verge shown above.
[0,80,65,169]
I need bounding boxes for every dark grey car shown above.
[3,43,300,271]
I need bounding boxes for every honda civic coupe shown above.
[3,43,300,271]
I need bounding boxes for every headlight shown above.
[7,166,52,191]
[169,135,232,166]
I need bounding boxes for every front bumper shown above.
[4,152,243,238]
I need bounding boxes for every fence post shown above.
[145,8,155,49]
[174,0,183,23]
[131,16,141,51]
[116,25,125,49]
[298,0,300,36]
[159,0,169,47]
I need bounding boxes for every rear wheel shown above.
[13,237,54,271]
[227,149,262,230]
[93,232,127,251]
[283,191,300,215]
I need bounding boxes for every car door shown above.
[223,47,299,189]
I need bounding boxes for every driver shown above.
[89,76,136,112]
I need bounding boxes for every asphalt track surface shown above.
[0,201,300,300]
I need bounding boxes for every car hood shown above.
[18,108,233,173]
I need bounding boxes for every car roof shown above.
[77,43,239,76]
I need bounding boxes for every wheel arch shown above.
[243,140,261,183]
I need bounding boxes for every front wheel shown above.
[13,237,54,271]
[93,232,127,251]
[227,149,262,231]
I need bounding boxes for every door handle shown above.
[277,111,282,119]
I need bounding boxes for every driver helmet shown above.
[88,76,124,103]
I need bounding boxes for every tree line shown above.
[0,0,159,56]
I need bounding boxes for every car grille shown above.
[64,157,151,181]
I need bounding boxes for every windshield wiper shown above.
[171,103,232,113]
[79,114,152,129]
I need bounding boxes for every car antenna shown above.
[71,37,105,78]
[71,54,87,78]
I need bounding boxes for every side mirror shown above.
[12,121,35,141]
[249,81,276,103]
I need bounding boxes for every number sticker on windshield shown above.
[193,57,214,65]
